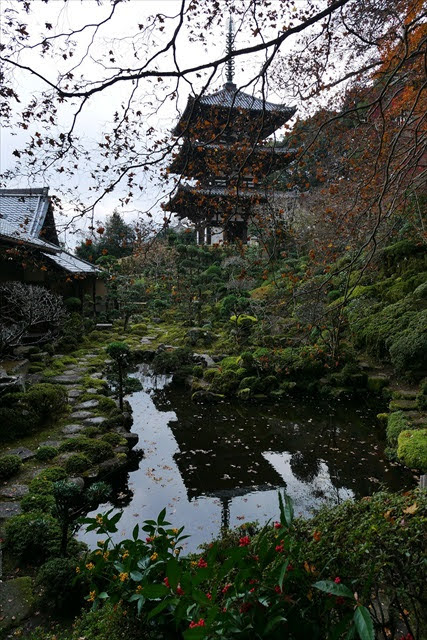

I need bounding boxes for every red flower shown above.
[239,536,251,547]
[274,521,282,529]
[163,577,170,588]
[275,544,284,553]
[222,583,232,594]
[176,585,185,596]
[146,536,153,543]
[274,585,282,594]
[197,557,208,568]
[189,618,205,628]
[334,577,341,584]
[206,592,212,600]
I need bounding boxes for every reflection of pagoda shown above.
[163,18,296,245]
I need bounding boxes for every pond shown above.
[79,364,415,553]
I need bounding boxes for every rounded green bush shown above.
[21,492,55,514]
[203,368,220,382]
[386,411,410,445]
[5,512,61,564]
[64,297,82,312]
[82,426,101,438]
[192,365,204,379]
[101,432,126,447]
[35,446,58,462]
[0,454,22,480]
[60,437,114,463]
[23,383,68,424]
[65,453,92,475]
[36,557,88,614]
[37,466,68,482]
[397,429,427,471]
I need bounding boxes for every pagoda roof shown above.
[169,139,296,176]
[173,83,296,139]
[163,182,268,222]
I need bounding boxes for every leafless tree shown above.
[0,282,65,354]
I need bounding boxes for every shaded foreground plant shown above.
[77,493,375,640]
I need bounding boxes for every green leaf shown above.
[132,523,139,540]
[278,491,286,525]
[97,591,109,600]
[277,559,289,591]
[284,494,294,527]
[142,584,169,599]
[147,598,171,620]
[166,557,181,591]
[354,606,374,640]
[130,570,143,582]
[137,594,146,616]
[313,580,354,599]
[183,627,208,640]
[157,508,167,524]
[263,615,287,634]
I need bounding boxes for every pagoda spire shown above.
[225,15,236,90]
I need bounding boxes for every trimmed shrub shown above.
[101,432,126,447]
[36,557,88,614]
[386,411,410,445]
[35,446,58,462]
[65,453,92,475]
[0,454,22,480]
[60,437,114,463]
[64,297,82,312]
[203,368,220,382]
[397,429,427,471]
[5,512,61,564]
[21,492,55,514]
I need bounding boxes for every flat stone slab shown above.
[0,502,22,518]
[75,399,100,410]
[6,447,34,461]
[85,388,98,394]
[0,577,35,631]
[70,410,94,420]
[68,389,82,399]
[39,440,61,448]
[89,372,104,379]
[0,484,29,500]
[62,424,84,435]
[83,416,107,426]
[49,374,82,384]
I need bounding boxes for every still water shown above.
[80,365,415,553]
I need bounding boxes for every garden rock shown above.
[193,353,216,368]
[50,374,81,384]
[0,577,35,631]
[70,410,94,420]
[0,484,29,500]
[83,416,107,426]
[0,502,22,519]
[6,447,34,461]
[62,424,84,435]
[68,476,85,490]
[75,399,100,410]
[117,430,139,448]
[98,457,125,474]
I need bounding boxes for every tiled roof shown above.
[0,188,50,239]
[42,250,99,274]
[0,219,57,252]
[0,188,99,275]
[199,84,295,116]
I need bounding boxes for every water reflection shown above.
[79,365,414,552]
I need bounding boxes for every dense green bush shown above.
[36,557,88,614]
[57,312,85,352]
[20,492,55,514]
[0,454,22,479]
[397,429,427,471]
[101,432,126,447]
[5,512,61,564]
[35,446,58,461]
[65,453,92,475]
[64,297,82,312]
[60,437,114,463]
[386,411,410,445]
[152,347,193,373]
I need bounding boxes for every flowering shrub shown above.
[77,493,374,640]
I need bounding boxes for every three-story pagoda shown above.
[163,20,296,244]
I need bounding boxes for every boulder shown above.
[6,447,34,461]
[0,577,35,631]
[0,502,22,519]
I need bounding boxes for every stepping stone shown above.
[83,416,107,426]
[62,424,84,435]
[7,447,34,461]
[50,374,82,384]
[39,440,61,448]
[68,389,82,399]
[0,502,22,518]
[0,484,29,500]
[75,399,100,410]
[89,372,104,379]
[70,410,94,420]
[85,388,98,394]
[0,577,35,629]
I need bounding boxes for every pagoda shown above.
[163,19,296,245]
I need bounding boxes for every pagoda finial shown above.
[225,15,235,87]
